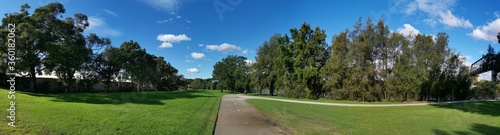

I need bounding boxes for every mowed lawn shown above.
[0,89,224,135]
[247,99,500,135]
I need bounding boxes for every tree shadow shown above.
[23,90,216,105]
[432,123,500,135]
[430,101,500,116]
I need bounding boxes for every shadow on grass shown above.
[432,123,500,135]
[24,90,215,105]
[430,101,500,116]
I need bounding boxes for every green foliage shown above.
[0,3,184,93]
[212,55,248,93]
[472,80,497,100]
[251,34,281,95]
[252,18,473,101]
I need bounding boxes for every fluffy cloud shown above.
[397,24,420,37]
[157,34,191,49]
[469,19,500,42]
[157,34,191,43]
[242,49,249,54]
[191,52,206,59]
[187,68,199,73]
[401,0,473,29]
[141,0,179,11]
[159,42,173,48]
[206,43,242,52]
[87,17,121,37]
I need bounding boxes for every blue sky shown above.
[1,0,499,79]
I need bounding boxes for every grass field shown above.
[247,93,450,104]
[0,89,224,135]
[247,99,500,135]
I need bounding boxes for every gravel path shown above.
[214,94,286,135]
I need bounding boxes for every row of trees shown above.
[187,78,214,90]
[0,3,184,93]
[214,18,475,101]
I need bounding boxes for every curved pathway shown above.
[214,94,498,134]
[239,94,498,107]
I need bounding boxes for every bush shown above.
[472,81,496,100]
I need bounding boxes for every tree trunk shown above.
[269,81,275,96]
[29,66,37,93]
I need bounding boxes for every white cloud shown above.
[401,0,473,29]
[438,10,473,28]
[142,0,179,11]
[156,19,169,24]
[185,60,194,63]
[191,52,206,59]
[87,17,121,37]
[157,34,191,43]
[206,43,242,52]
[245,60,255,66]
[102,9,118,17]
[469,18,500,42]
[186,20,191,23]
[242,49,248,54]
[397,24,420,37]
[187,68,199,73]
[198,44,203,47]
[186,46,190,49]
[198,64,201,67]
[159,42,173,48]
[177,16,182,19]
[423,19,437,27]
[494,11,500,18]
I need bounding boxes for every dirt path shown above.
[214,94,286,135]
[240,94,499,107]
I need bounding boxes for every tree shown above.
[273,22,328,98]
[213,55,247,93]
[119,40,148,91]
[321,31,349,99]
[190,78,204,89]
[78,33,111,92]
[38,3,93,93]
[154,56,180,91]
[0,4,52,92]
[252,34,281,95]
[95,46,122,93]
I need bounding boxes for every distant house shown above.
[16,71,133,92]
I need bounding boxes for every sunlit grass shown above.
[248,99,500,135]
[0,89,225,135]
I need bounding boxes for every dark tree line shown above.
[0,3,185,93]
[214,18,481,101]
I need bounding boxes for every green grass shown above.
[0,89,225,135]
[247,99,500,135]
[247,93,472,104]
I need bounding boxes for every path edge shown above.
[212,94,223,135]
